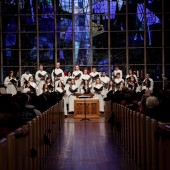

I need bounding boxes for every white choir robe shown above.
[20,73,32,87]
[114,78,124,91]
[100,76,110,98]
[90,72,100,87]
[142,78,154,91]
[125,74,138,86]
[51,68,65,91]
[30,81,39,95]
[91,84,105,112]
[64,84,70,105]
[72,70,83,78]
[64,76,74,85]
[75,79,82,93]
[55,87,67,115]
[81,74,91,89]
[80,85,92,94]
[107,87,114,95]
[4,77,17,96]
[35,70,47,96]
[67,84,78,112]
[112,69,123,79]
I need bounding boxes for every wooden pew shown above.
[27,121,33,170]
[0,138,7,170]
[164,125,170,170]
[136,112,141,166]
[132,111,137,161]
[15,128,23,170]
[140,114,146,170]
[104,100,112,122]
[7,132,16,170]
[158,122,170,170]
[151,119,159,170]
[145,116,152,170]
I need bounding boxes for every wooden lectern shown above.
[74,97,99,119]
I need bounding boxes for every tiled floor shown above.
[43,117,140,170]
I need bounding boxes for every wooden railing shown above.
[0,99,64,170]
[105,101,170,170]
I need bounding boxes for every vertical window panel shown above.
[3,49,19,66]
[21,50,37,66]
[129,48,144,64]
[93,49,108,66]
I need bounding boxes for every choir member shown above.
[81,79,92,94]
[107,80,115,93]
[125,75,139,92]
[45,77,54,92]
[100,71,110,98]
[67,79,78,113]
[72,65,83,79]
[4,70,18,96]
[42,83,50,94]
[72,65,83,89]
[20,70,32,88]
[125,68,138,86]
[89,67,100,87]
[91,78,104,113]
[142,73,154,91]
[114,72,124,92]
[55,81,67,117]
[64,71,73,85]
[51,62,65,91]
[28,76,38,95]
[81,68,91,82]
[112,64,123,80]
[35,64,48,96]
[105,80,115,101]
[22,81,32,94]
[64,75,73,106]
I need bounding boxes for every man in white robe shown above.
[35,64,48,96]
[51,62,65,91]
[89,67,100,87]
[100,71,110,98]
[72,65,83,90]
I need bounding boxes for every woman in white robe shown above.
[45,77,54,93]
[91,78,105,113]
[67,79,78,113]
[4,71,18,96]
[125,68,138,86]
[80,79,92,94]
[28,76,38,95]
[35,64,48,96]
[55,81,67,117]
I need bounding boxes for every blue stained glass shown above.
[136,3,161,45]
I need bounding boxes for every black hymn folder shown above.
[10,79,17,84]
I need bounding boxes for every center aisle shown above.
[43,117,140,170]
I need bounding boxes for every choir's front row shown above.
[3,64,154,117]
